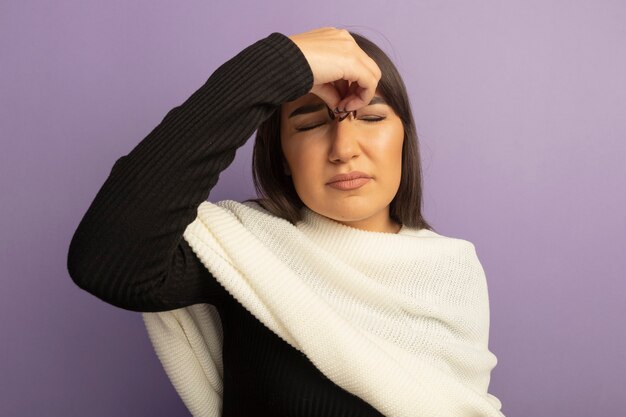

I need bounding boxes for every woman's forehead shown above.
[282,92,325,109]
[281,88,386,114]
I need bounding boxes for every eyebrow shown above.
[288,95,388,119]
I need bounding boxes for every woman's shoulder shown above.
[402,226,478,253]
[211,198,273,216]
[196,198,287,228]
[401,227,440,238]
[198,198,267,212]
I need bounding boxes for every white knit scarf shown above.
[142,200,505,417]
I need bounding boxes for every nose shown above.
[328,111,361,163]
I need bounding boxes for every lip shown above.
[326,171,372,184]
[327,177,371,190]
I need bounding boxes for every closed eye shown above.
[296,116,386,132]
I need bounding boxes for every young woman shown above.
[68,27,504,417]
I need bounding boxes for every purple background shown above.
[2,1,625,416]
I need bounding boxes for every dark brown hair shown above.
[244,30,435,232]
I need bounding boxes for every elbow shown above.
[67,245,164,313]
[67,230,89,291]
[66,230,120,307]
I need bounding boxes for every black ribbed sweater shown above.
[67,32,386,416]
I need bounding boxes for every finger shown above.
[360,53,382,87]
[337,56,379,111]
[335,80,358,112]
[310,83,343,112]
[353,52,381,108]
[333,79,350,99]
[349,83,370,111]
[346,80,361,101]
[338,72,377,112]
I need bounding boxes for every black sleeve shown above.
[66,32,314,312]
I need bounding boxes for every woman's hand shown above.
[288,27,382,114]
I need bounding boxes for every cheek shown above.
[371,128,403,165]
[281,136,299,168]
[387,121,404,159]
[283,140,320,173]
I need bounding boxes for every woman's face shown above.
[279,89,405,233]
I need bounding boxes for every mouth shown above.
[327,177,371,191]
[326,171,372,184]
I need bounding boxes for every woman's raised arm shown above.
[67,27,381,312]
[67,32,314,312]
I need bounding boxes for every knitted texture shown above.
[143,200,504,417]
